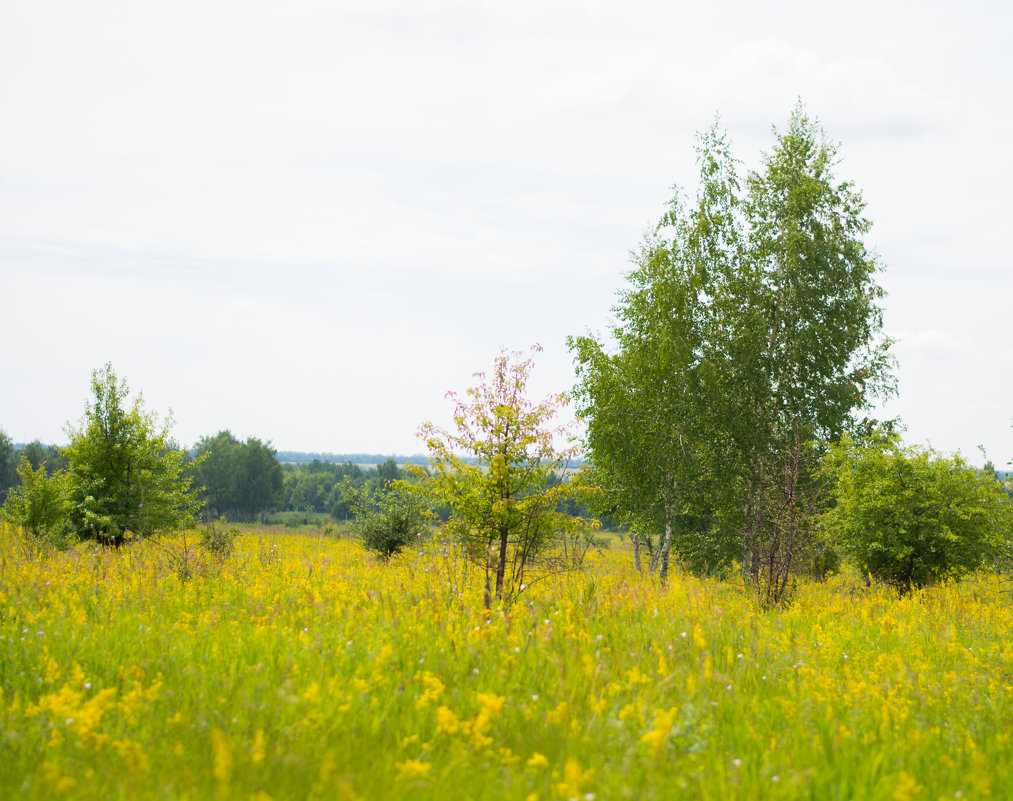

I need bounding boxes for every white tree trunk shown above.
[658,521,673,584]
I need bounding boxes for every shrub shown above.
[349,482,431,560]
[64,364,202,545]
[822,435,1013,592]
[199,518,240,557]
[0,455,73,551]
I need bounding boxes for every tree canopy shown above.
[193,431,283,522]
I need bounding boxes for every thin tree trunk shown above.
[483,563,492,609]
[494,526,509,600]
[649,533,662,574]
[658,521,673,584]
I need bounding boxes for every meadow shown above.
[1,522,1011,800]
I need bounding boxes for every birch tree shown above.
[571,104,894,603]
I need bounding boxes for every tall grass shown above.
[1,521,1010,799]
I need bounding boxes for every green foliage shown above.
[21,440,69,474]
[0,428,16,502]
[193,431,283,522]
[808,547,842,581]
[570,104,893,605]
[63,364,203,545]
[418,346,597,604]
[346,479,432,559]
[822,435,1013,592]
[280,460,364,518]
[0,455,73,550]
[377,457,402,488]
[199,517,241,557]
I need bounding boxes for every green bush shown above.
[349,482,431,560]
[822,435,1013,592]
[1,455,73,551]
[64,364,202,545]
[199,518,240,557]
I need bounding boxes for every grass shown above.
[1,521,1010,799]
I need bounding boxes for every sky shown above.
[1,0,1011,464]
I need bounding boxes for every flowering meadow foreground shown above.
[1,523,1011,800]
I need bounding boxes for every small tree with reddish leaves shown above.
[418,345,594,606]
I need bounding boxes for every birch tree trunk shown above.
[658,521,673,584]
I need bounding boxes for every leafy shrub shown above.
[199,518,240,557]
[64,364,202,545]
[822,435,1013,592]
[349,482,431,559]
[0,455,73,551]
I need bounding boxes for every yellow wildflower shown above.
[211,728,232,785]
[640,707,678,757]
[351,677,370,693]
[112,739,149,774]
[499,746,520,765]
[546,701,568,726]
[435,705,460,734]
[554,758,592,799]
[416,672,446,707]
[394,759,431,782]
[461,714,493,749]
[892,771,922,801]
[45,655,62,683]
[476,692,505,719]
[251,729,267,764]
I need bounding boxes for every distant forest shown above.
[0,432,594,529]
[276,451,439,466]
[275,451,586,468]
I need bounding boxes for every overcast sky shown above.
[1,0,1010,464]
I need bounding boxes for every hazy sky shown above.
[2,0,1010,463]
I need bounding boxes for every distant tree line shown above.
[0,433,67,502]
[282,457,408,520]
[191,432,284,522]
[276,451,432,467]
[0,428,601,531]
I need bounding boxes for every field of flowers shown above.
[1,521,1011,800]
